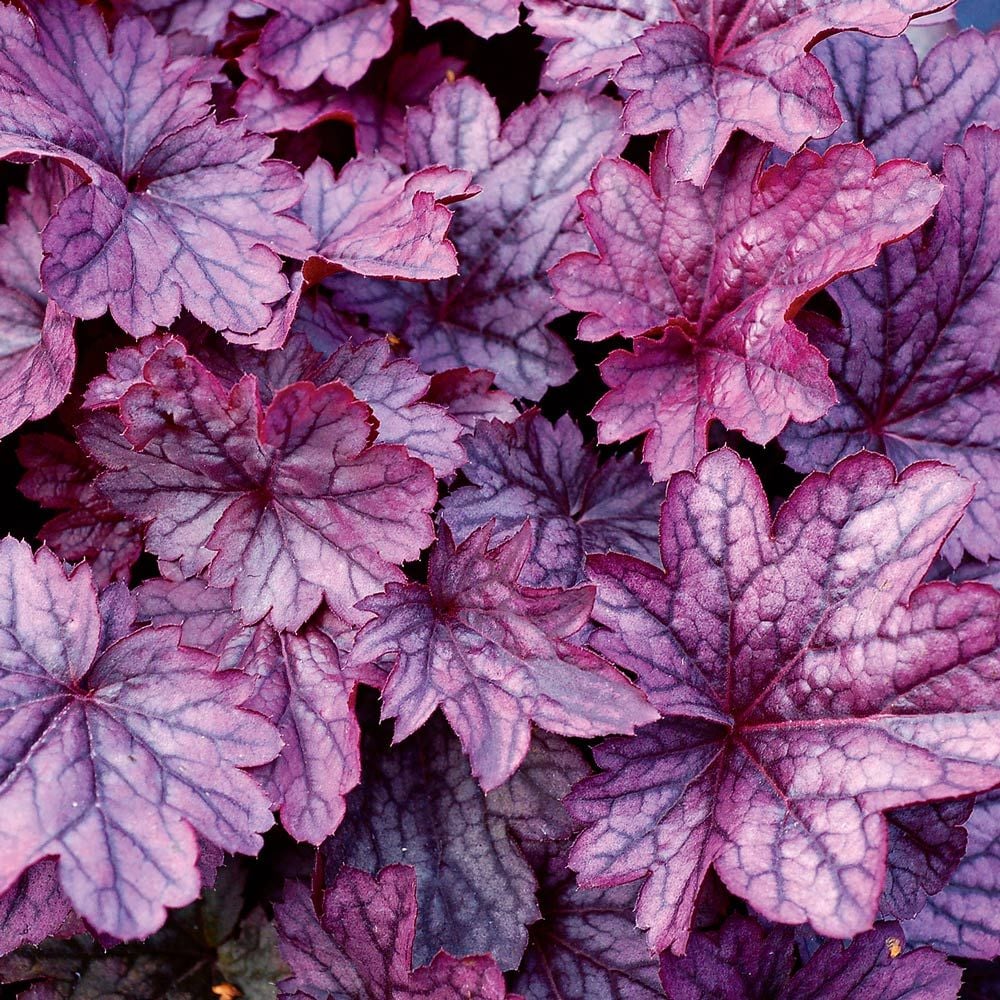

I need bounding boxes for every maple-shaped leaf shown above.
[351,521,655,790]
[880,800,973,920]
[411,0,519,36]
[612,0,954,184]
[0,0,310,339]
[81,341,436,629]
[659,915,961,999]
[442,410,662,588]
[512,841,663,1000]
[296,156,475,283]
[813,29,1000,167]
[236,44,464,166]
[572,448,1000,953]
[0,162,77,442]
[275,866,511,1000]
[905,790,1000,958]
[551,139,941,479]
[136,576,371,844]
[424,367,518,434]
[17,433,143,588]
[0,538,280,940]
[325,707,585,969]
[780,122,1000,563]
[327,78,626,398]
[252,0,398,91]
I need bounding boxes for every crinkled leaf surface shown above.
[612,0,953,184]
[573,448,1000,953]
[0,164,76,440]
[324,708,585,969]
[297,157,475,283]
[411,0,519,35]
[328,78,625,397]
[136,577,367,844]
[512,841,663,1000]
[0,860,80,959]
[813,29,1000,168]
[442,410,663,587]
[351,522,655,790]
[81,342,437,629]
[0,0,310,339]
[551,139,940,478]
[905,790,1000,957]
[0,538,280,939]
[275,866,510,999]
[253,0,398,90]
[236,44,464,166]
[880,799,973,920]
[424,367,518,433]
[659,914,961,999]
[781,124,1000,564]
[17,433,143,588]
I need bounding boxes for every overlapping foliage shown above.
[0,0,998,997]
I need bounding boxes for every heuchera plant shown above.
[0,1,998,998]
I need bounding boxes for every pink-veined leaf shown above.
[442,409,663,587]
[80,341,437,630]
[327,78,626,398]
[550,138,941,478]
[351,521,656,790]
[0,0,310,340]
[0,538,280,940]
[572,448,1000,953]
[275,866,512,999]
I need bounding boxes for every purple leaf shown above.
[905,790,1000,957]
[0,0,310,339]
[81,342,437,629]
[780,125,1000,563]
[441,409,663,587]
[572,448,1000,953]
[659,914,961,999]
[324,709,583,969]
[551,139,940,478]
[0,164,77,440]
[513,841,663,1000]
[0,538,280,939]
[0,861,81,959]
[351,521,656,790]
[17,433,143,588]
[814,29,1000,167]
[236,44,464,165]
[612,0,953,185]
[111,0,264,46]
[411,0,519,36]
[424,367,518,433]
[297,156,475,282]
[136,577,367,844]
[880,800,973,920]
[275,866,511,999]
[252,0,399,90]
[328,78,626,397]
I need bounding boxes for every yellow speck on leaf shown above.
[886,937,903,959]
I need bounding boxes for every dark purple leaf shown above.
[0,538,280,939]
[252,0,399,91]
[136,577,367,845]
[351,521,655,790]
[572,448,1000,953]
[659,914,961,999]
[551,139,940,478]
[424,367,518,434]
[275,865,511,999]
[324,710,585,969]
[17,433,143,588]
[441,409,663,587]
[0,861,81,959]
[0,0,310,339]
[80,341,437,630]
[905,790,1000,957]
[513,841,663,1000]
[880,800,973,920]
[328,78,625,397]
